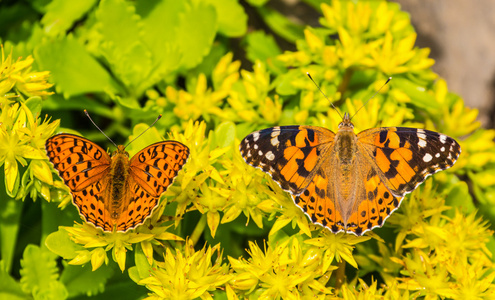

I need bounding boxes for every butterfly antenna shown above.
[84,110,118,148]
[350,77,392,121]
[307,72,343,119]
[123,114,162,149]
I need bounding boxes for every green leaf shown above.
[0,262,26,300]
[125,124,163,157]
[131,243,153,283]
[136,0,185,50]
[203,0,247,37]
[256,6,304,43]
[41,0,97,36]
[274,69,301,95]
[138,0,217,79]
[485,236,495,263]
[444,182,474,218]
[35,36,123,98]
[175,1,218,69]
[45,229,83,260]
[25,97,43,117]
[96,0,184,97]
[60,263,114,298]
[190,43,229,80]
[0,4,40,43]
[33,281,68,300]
[245,0,269,6]
[19,245,63,297]
[0,172,23,273]
[136,0,184,68]
[244,31,285,73]
[391,77,438,111]
[96,0,140,55]
[303,0,326,10]
[212,121,236,149]
[96,0,153,96]
[245,31,281,62]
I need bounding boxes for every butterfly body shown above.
[107,147,130,220]
[240,113,460,235]
[46,134,189,232]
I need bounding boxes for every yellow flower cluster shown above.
[0,47,57,198]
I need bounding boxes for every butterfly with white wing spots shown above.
[240,107,460,235]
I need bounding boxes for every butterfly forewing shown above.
[129,141,190,197]
[45,134,111,191]
[357,127,461,196]
[239,126,335,194]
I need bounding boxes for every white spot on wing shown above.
[417,130,427,148]
[252,132,260,142]
[265,151,275,161]
[423,153,433,162]
[439,134,447,144]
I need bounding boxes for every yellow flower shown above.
[195,183,230,238]
[167,73,228,122]
[0,46,54,97]
[0,103,52,195]
[305,230,370,271]
[370,31,435,74]
[61,220,183,272]
[168,120,230,231]
[139,241,231,300]
[221,151,278,230]
[228,238,333,298]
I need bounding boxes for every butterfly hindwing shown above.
[115,176,159,231]
[294,168,342,231]
[72,179,112,231]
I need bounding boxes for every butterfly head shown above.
[338,113,354,130]
[112,145,129,158]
